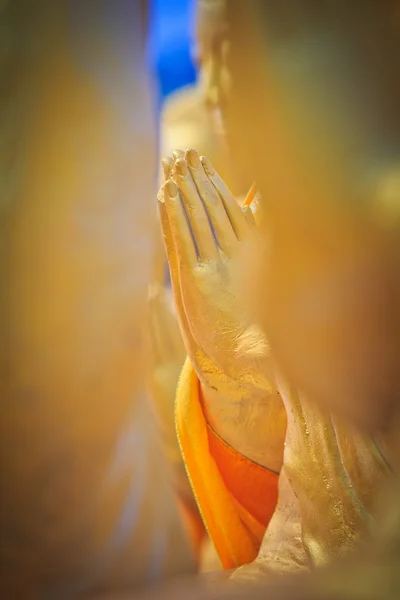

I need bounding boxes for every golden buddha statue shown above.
[158,150,286,571]
[156,0,400,585]
[150,61,243,569]
[149,0,267,573]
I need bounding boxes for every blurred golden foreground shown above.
[1,2,400,600]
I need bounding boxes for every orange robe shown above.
[176,357,279,570]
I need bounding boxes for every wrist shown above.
[199,381,286,472]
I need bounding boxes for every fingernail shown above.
[161,158,171,180]
[175,158,188,177]
[201,156,215,176]
[166,179,178,199]
[186,149,200,169]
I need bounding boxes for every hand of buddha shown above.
[158,149,286,471]
[148,283,186,462]
[161,149,270,390]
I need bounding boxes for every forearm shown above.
[200,381,286,473]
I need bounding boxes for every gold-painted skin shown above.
[149,0,253,467]
[151,83,234,568]
[233,381,393,582]
[158,150,394,579]
[152,1,397,583]
[158,149,286,474]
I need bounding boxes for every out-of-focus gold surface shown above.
[225,1,400,428]
[1,3,195,597]
[223,0,400,587]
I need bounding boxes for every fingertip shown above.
[172,149,185,160]
[157,182,167,204]
[175,158,189,177]
[161,156,173,180]
[166,179,178,199]
[186,148,200,169]
[200,155,215,176]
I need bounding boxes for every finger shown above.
[159,179,198,269]
[158,186,181,285]
[172,158,218,261]
[157,192,195,354]
[201,155,249,240]
[157,188,185,314]
[161,156,174,182]
[185,148,236,253]
[172,149,185,161]
[242,205,258,231]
